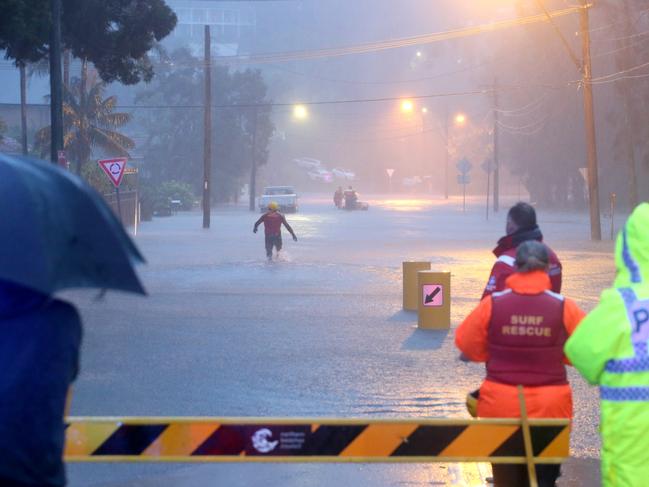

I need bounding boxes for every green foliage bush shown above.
[139,179,196,218]
[158,180,196,211]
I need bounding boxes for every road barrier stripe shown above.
[142,423,219,457]
[340,423,419,457]
[64,417,570,463]
[438,424,519,457]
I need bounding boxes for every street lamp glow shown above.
[421,107,428,114]
[454,113,467,126]
[401,99,414,113]
[293,104,308,120]
[416,51,423,58]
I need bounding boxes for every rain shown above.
[1,0,648,486]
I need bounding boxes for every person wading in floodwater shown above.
[253,201,298,262]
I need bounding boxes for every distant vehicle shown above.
[332,168,355,181]
[258,186,299,213]
[307,168,334,183]
[402,176,423,187]
[294,157,322,170]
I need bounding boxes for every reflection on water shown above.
[369,198,445,212]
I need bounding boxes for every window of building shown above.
[176,8,190,23]
[223,9,237,24]
[222,24,238,42]
[208,9,223,24]
[175,23,191,38]
[192,8,206,23]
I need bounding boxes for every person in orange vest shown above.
[456,240,585,487]
[253,201,297,261]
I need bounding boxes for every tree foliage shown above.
[0,0,176,84]
[35,73,135,173]
[136,49,274,203]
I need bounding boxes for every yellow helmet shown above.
[268,201,279,211]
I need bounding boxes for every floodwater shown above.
[66,195,615,486]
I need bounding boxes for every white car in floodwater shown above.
[258,186,299,213]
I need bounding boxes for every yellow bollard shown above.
[417,271,451,329]
[403,262,431,310]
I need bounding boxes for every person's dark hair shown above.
[508,202,537,229]
[515,240,549,272]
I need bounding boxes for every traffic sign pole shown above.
[482,158,492,221]
[386,168,395,194]
[98,157,128,225]
[463,180,466,213]
[456,158,472,214]
[116,187,122,223]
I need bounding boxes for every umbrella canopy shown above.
[0,154,145,295]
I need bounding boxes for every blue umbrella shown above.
[0,154,145,295]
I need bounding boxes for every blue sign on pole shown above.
[457,174,471,185]
[456,158,472,175]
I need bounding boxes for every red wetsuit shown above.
[256,212,289,236]
[254,211,297,259]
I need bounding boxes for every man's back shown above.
[0,285,81,487]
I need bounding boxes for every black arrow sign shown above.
[425,286,441,304]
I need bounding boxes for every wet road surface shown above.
[66,195,613,486]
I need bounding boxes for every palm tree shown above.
[36,72,134,174]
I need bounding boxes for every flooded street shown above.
[66,195,613,485]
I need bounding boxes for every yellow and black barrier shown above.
[64,416,569,464]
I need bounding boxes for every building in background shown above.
[165,0,257,56]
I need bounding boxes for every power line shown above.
[592,33,649,59]
[589,58,649,82]
[589,6,649,37]
[148,6,581,66]
[494,95,547,116]
[258,57,499,86]
[496,116,549,134]
[118,89,493,110]
[589,69,649,85]
[0,5,588,72]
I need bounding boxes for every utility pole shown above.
[536,0,601,239]
[203,25,212,229]
[249,105,259,212]
[493,78,500,213]
[444,104,449,199]
[620,0,639,209]
[486,159,491,221]
[622,89,639,209]
[19,63,28,155]
[49,0,64,164]
[579,0,602,240]
[63,50,70,89]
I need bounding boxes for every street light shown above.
[401,99,414,113]
[293,104,308,120]
[454,113,467,126]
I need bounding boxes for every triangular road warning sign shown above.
[98,158,128,187]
